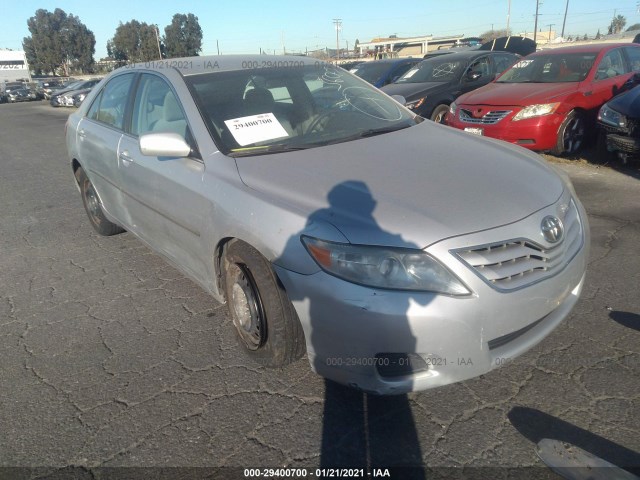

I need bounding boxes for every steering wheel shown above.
[304,110,344,135]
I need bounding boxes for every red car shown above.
[445,43,640,155]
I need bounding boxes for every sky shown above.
[2,0,640,59]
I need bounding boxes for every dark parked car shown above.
[36,80,64,99]
[50,79,101,106]
[597,73,640,163]
[6,87,33,103]
[71,88,93,107]
[381,50,519,122]
[349,58,421,88]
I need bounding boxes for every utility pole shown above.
[533,0,541,43]
[547,23,555,43]
[216,40,220,55]
[561,0,569,38]
[154,25,162,59]
[333,18,342,60]
[507,0,511,33]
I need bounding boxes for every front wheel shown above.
[224,241,305,367]
[430,104,450,124]
[552,110,585,156]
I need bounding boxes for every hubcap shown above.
[230,265,266,350]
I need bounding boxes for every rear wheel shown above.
[430,104,450,124]
[75,167,124,236]
[224,241,305,367]
[552,110,585,156]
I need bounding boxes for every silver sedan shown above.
[65,55,589,394]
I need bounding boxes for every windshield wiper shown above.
[229,143,318,157]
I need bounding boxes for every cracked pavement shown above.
[0,103,638,478]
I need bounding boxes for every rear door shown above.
[75,73,136,224]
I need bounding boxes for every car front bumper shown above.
[447,110,564,151]
[274,193,589,395]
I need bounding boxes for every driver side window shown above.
[595,49,626,80]
[131,73,188,138]
[464,57,490,81]
[87,74,134,130]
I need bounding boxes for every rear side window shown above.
[87,73,134,130]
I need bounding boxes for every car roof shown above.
[119,55,421,77]
[530,42,638,56]
[359,58,419,65]
[420,50,516,63]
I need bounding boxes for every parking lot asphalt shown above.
[0,102,638,479]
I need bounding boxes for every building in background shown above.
[0,50,31,84]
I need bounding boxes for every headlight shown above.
[598,103,626,128]
[405,97,426,110]
[449,101,457,115]
[302,236,471,295]
[512,103,561,121]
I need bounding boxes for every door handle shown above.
[78,129,86,138]
[119,150,134,164]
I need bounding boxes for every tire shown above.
[430,104,450,124]
[75,167,124,236]
[223,241,305,367]
[552,110,585,156]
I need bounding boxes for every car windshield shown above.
[349,62,394,84]
[497,53,597,83]
[186,64,418,156]
[396,58,464,83]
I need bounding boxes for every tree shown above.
[608,15,627,35]
[626,23,640,32]
[22,8,95,76]
[595,29,602,40]
[109,20,161,63]
[583,34,588,40]
[163,13,202,58]
[478,28,510,42]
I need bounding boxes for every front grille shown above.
[454,199,583,291]
[608,134,640,154]
[459,109,512,124]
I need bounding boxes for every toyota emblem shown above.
[541,216,564,243]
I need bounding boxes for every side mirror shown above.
[390,94,407,106]
[466,71,482,81]
[139,132,191,158]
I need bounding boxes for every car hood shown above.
[381,82,448,102]
[233,122,564,249]
[607,84,640,116]
[459,82,579,106]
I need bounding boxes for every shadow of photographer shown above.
[277,181,429,477]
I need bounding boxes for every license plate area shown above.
[464,127,484,136]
